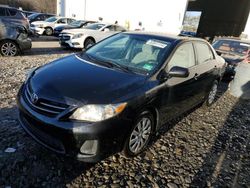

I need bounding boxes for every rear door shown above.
[193,41,218,99]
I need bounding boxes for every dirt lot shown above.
[0,38,250,187]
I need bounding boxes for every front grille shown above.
[20,113,65,153]
[24,83,69,117]
[59,34,70,41]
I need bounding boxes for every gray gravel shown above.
[0,50,250,187]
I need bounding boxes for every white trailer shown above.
[57,0,188,34]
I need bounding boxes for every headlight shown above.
[25,68,36,83]
[69,103,127,122]
[72,33,84,39]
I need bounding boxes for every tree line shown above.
[0,0,56,13]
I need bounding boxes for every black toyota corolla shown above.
[17,32,226,162]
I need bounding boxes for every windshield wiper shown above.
[87,54,133,73]
[103,60,134,73]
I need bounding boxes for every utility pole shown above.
[84,0,86,20]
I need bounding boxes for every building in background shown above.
[56,0,188,34]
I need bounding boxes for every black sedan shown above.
[53,20,96,37]
[17,32,226,162]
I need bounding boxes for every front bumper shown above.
[54,30,62,37]
[17,84,132,162]
[30,27,45,35]
[59,35,83,49]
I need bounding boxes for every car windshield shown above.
[70,20,84,27]
[82,33,172,75]
[85,23,105,30]
[28,13,39,19]
[213,39,250,57]
[45,17,58,22]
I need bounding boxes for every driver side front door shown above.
[158,42,201,123]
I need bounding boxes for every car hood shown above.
[29,54,146,106]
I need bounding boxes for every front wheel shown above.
[44,27,53,36]
[0,40,19,56]
[84,38,95,49]
[123,111,154,157]
[204,80,218,107]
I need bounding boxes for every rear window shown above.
[213,39,250,57]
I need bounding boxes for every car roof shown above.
[214,37,250,44]
[123,31,207,43]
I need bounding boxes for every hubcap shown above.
[46,28,52,35]
[129,117,152,154]
[1,42,17,56]
[208,84,218,104]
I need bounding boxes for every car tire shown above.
[84,38,95,49]
[123,111,154,157]
[204,80,218,107]
[45,27,53,36]
[0,40,19,56]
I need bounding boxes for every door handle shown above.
[194,73,199,80]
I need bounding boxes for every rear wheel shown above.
[84,38,95,49]
[45,27,53,36]
[123,111,154,157]
[204,80,218,106]
[0,40,19,56]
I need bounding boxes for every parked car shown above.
[30,16,75,36]
[28,13,55,23]
[0,5,29,30]
[17,32,226,162]
[59,23,126,49]
[54,20,96,37]
[21,10,38,18]
[0,7,31,56]
[212,38,250,79]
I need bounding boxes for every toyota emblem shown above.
[31,93,39,104]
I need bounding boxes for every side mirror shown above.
[168,66,189,78]
[103,28,110,32]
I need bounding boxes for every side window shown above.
[68,19,74,24]
[106,25,115,31]
[0,8,6,16]
[37,15,43,20]
[58,18,66,24]
[7,9,17,16]
[167,43,195,70]
[195,42,214,64]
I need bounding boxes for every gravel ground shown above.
[0,47,250,187]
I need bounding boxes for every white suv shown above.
[59,23,126,49]
[30,16,75,36]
